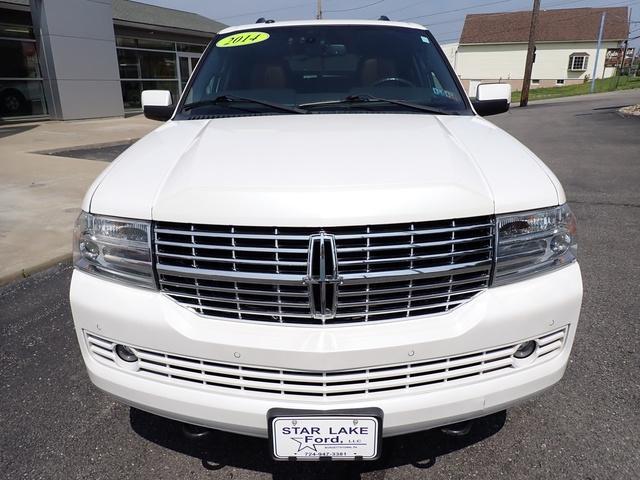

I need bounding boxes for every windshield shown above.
[176,25,470,118]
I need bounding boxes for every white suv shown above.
[71,20,582,461]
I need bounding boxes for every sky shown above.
[138,0,639,48]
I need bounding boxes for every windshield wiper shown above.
[183,95,307,114]
[299,94,451,115]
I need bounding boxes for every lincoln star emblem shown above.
[304,233,341,322]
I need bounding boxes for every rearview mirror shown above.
[142,90,173,121]
[472,83,511,117]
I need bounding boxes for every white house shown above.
[442,7,630,95]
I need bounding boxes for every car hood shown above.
[88,114,561,225]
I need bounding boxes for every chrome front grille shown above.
[154,216,494,324]
[86,328,567,398]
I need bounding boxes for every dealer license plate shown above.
[269,409,382,461]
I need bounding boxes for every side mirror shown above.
[141,90,173,121]
[472,83,511,116]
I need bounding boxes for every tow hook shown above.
[441,420,473,437]
[182,423,212,439]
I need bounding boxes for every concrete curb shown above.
[0,253,72,287]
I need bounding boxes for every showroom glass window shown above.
[115,36,206,110]
[0,9,48,118]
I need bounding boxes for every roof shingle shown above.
[112,0,226,34]
[459,7,629,44]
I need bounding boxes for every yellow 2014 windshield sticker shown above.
[216,32,270,48]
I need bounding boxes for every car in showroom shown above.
[70,19,582,461]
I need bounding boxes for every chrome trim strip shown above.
[333,298,470,318]
[185,302,313,318]
[337,275,490,297]
[339,261,492,285]
[338,287,485,307]
[167,291,310,308]
[156,251,307,267]
[156,264,307,285]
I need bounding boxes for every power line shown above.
[544,0,595,8]
[386,0,438,16]
[325,0,386,13]
[437,37,464,43]
[404,0,517,22]
[438,28,468,37]
[220,0,386,20]
[216,2,309,20]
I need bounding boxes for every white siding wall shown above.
[439,42,459,68]
[455,41,620,83]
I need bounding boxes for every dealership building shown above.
[0,0,226,120]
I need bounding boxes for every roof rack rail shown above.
[256,17,276,24]
[379,15,390,21]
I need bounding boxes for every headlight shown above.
[493,204,577,286]
[73,212,156,289]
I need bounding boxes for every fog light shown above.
[115,344,138,362]
[514,340,537,359]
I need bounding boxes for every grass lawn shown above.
[512,75,640,103]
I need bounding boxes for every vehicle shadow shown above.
[0,124,38,138]
[129,408,507,479]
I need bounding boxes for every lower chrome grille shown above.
[86,328,567,398]
[154,217,494,324]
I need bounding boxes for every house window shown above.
[569,53,589,71]
[556,79,565,85]
[531,79,540,84]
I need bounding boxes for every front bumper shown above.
[70,262,582,438]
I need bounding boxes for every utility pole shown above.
[591,12,606,93]
[619,40,628,77]
[618,8,632,75]
[520,0,541,107]
[316,0,323,19]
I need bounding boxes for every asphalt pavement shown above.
[1,91,639,480]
